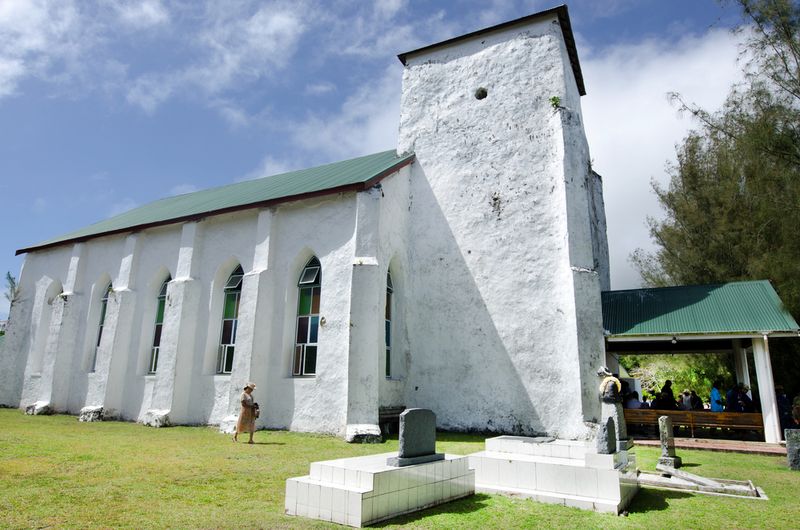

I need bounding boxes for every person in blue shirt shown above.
[710,380,724,412]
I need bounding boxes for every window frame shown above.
[217,265,244,374]
[90,282,112,373]
[148,277,170,374]
[293,257,321,376]
[385,271,393,379]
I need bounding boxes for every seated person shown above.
[624,391,643,409]
[690,390,704,410]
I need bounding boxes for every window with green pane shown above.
[385,271,393,378]
[91,282,113,372]
[294,257,321,376]
[217,265,244,374]
[149,276,170,374]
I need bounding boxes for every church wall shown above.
[397,15,604,438]
[377,167,412,409]
[1,247,71,407]
[260,193,359,435]
[7,189,366,435]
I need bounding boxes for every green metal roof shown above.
[602,280,800,337]
[18,150,414,255]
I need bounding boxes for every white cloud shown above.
[374,0,406,20]
[305,81,335,95]
[107,198,138,217]
[238,155,299,182]
[581,29,745,289]
[114,0,169,30]
[126,72,175,113]
[0,0,87,98]
[126,2,306,112]
[289,65,401,160]
[320,3,457,60]
[169,184,198,196]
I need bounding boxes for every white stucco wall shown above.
[397,14,605,438]
[3,11,608,441]
[4,189,388,436]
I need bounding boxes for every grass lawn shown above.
[0,409,798,529]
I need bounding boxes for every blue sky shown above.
[0,0,747,319]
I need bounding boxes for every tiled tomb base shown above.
[469,435,639,514]
[285,452,474,527]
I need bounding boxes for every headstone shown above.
[786,429,800,471]
[597,366,629,450]
[596,417,617,454]
[78,406,104,422]
[657,416,682,468]
[387,408,445,466]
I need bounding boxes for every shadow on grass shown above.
[252,442,286,446]
[626,488,693,513]
[372,493,491,527]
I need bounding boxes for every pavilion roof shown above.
[17,150,414,255]
[602,280,800,339]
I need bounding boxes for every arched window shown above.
[91,282,112,372]
[293,257,321,376]
[148,276,170,374]
[385,271,393,379]
[217,265,244,374]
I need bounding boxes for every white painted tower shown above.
[397,7,609,439]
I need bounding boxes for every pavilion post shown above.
[732,339,752,398]
[752,336,781,443]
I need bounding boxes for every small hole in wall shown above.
[474,87,488,100]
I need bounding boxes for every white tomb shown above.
[285,452,474,527]
[469,435,639,513]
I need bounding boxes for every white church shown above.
[1,6,611,441]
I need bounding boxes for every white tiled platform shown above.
[285,452,474,527]
[469,436,639,514]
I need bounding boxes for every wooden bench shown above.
[378,405,406,435]
[624,408,764,439]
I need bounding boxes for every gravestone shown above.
[387,408,445,467]
[786,429,800,471]
[596,417,617,455]
[657,416,682,468]
[597,366,629,450]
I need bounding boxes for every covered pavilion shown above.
[601,280,800,443]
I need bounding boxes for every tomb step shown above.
[469,450,638,509]
[476,482,632,514]
[485,435,591,460]
[286,453,475,527]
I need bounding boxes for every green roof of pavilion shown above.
[602,280,800,338]
[18,150,415,255]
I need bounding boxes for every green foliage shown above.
[633,0,800,316]
[619,354,734,403]
[549,95,561,109]
[631,0,800,398]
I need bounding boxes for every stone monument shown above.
[285,407,474,526]
[657,416,682,468]
[597,366,628,450]
[387,409,444,467]
[786,429,800,471]
[596,417,617,455]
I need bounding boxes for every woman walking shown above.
[233,382,257,444]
